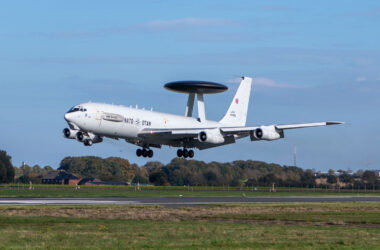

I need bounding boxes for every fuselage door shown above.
[95,110,103,127]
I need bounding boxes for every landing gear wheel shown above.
[183,149,189,158]
[136,149,142,157]
[148,149,153,158]
[177,149,183,158]
[142,149,148,158]
[188,150,194,158]
[84,139,93,146]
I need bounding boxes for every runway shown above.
[1,196,380,206]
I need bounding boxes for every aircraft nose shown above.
[64,113,71,122]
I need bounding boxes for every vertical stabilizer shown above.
[219,76,252,126]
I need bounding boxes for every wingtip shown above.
[326,121,345,125]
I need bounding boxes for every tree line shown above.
[0,150,14,183]
[1,150,379,188]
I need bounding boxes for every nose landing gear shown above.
[177,148,194,158]
[136,148,153,158]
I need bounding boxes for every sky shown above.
[0,0,379,171]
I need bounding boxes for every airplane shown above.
[63,76,343,158]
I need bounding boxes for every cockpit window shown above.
[67,106,87,113]
[67,107,80,113]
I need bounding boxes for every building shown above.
[373,170,380,178]
[77,178,101,186]
[42,171,79,185]
[77,177,129,186]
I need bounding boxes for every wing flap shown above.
[221,126,258,135]
[138,128,201,139]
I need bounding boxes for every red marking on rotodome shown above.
[235,98,239,104]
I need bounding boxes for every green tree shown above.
[301,169,316,187]
[362,171,377,185]
[0,150,14,183]
[328,169,335,175]
[43,166,54,172]
[132,174,149,184]
[340,173,354,183]
[327,174,337,184]
[149,170,168,186]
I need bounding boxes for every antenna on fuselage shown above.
[164,80,228,122]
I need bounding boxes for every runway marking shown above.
[0,200,136,205]
[0,196,379,206]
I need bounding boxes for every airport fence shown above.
[1,183,380,193]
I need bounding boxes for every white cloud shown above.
[37,18,236,38]
[253,77,300,88]
[356,76,367,82]
[225,77,242,84]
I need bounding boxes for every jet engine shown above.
[76,131,85,142]
[76,131,103,144]
[251,125,283,141]
[62,128,77,139]
[198,128,225,144]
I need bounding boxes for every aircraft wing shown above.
[138,121,343,146]
[221,121,344,135]
[139,121,343,139]
[275,121,344,129]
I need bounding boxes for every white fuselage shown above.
[65,102,224,146]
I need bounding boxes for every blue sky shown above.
[0,0,379,171]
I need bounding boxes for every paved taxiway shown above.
[1,196,379,206]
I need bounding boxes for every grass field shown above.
[0,202,379,249]
[1,185,379,198]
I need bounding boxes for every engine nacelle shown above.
[62,128,77,139]
[76,131,85,141]
[198,129,225,144]
[251,125,283,141]
[87,133,103,143]
[76,131,103,143]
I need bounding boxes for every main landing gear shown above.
[136,148,153,158]
[177,148,194,158]
[83,139,93,146]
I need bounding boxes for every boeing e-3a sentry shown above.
[63,77,343,158]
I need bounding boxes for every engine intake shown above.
[76,131,85,142]
[251,125,283,141]
[63,128,77,139]
[198,129,225,144]
[199,131,207,142]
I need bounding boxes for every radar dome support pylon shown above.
[164,80,228,123]
[185,93,195,117]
